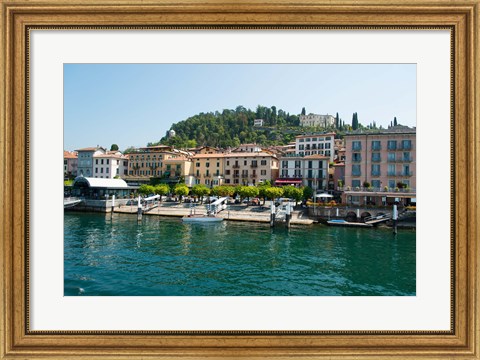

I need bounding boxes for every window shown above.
[261,170,267,175]
[351,165,361,176]
[196,170,200,176]
[306,138,311,142]
[372,152,381,162]
[371,180,381,188]
[325,137,331,140]
[106,159,109,165]
[325,143,331,149]
[371,164,380,176]
[403,152,411,161]
[101,159,104,165]
[206,162,210,168]
[226,161,230,166]
[294,160,301,168]
[95,159,98,164]
[299,144,304,150]
[261,160,267,166]
[388,180,396,188]
[106,168,109,173]
[352,141,362,151]
[387,140,397,150]
[388,164,396,176]
[95,168,98,173]
[401,139,412,150]
[100,168,103,173]
[352,180,361,188]
[318,143,324,149]
[244,160,247,166]
[216,162,220,167]
[388,152,396,162]
[196,162,200,167]
[371,140,381,150]
[352,153,362,162]
[225,169,230,175]
[299,138,304,142]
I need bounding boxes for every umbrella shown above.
[316,193,333,198]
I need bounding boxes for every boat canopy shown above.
[144,194,160,201]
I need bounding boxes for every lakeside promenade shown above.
[113,202,315,225]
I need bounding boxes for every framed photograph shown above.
[1,0,478,358]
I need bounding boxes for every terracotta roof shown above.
[193,153,226,159]
[164,156,191,162]
[303,154,330,159]
[93,153,127,159]
[63,151,77,159]
[224,152,277,158]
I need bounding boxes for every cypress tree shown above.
[394,117,398,126]
[301,107,306,116]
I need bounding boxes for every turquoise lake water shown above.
[64,213,416,296]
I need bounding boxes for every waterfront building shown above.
[294,133,336,162]
[276,154,329,189]
[223,152,279,186]
[343,126,416,192]
[93,151,128,179]
[332,163,345,190]
[75,146,106,177]
[163,155,193,183]
[63,150,78,179]
[125,145,193,184]
[299,113,335,127]
[192,153,225,187]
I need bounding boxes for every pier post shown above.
[285,203,291,228]
[393,203,398,234]
[111,194,115,220]
[270,202,276,227]
[137,195,142,222]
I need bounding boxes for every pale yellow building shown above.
[223,152,279,186]
[192,153,225,186]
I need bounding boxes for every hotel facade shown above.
[343,127,416,191]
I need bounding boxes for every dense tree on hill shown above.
[153,105,301,148]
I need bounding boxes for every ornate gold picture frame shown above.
[1,0,478,358]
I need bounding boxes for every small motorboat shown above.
[326,219,373,228]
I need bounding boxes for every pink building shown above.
[344,126,416,191]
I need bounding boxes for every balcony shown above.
[371,171,381,176]
[204,173,211,178]
[233,173,240,178]
[351,158,362,163]
[371,158,381,163]
[400,144,412,150]
[250,164,258,168]
[387,158,397,163]
[250,173,257,178]
[232,164,240,169]
[398,171,413,177]
[400,157,412,162]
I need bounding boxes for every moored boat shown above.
[326,219,373,228]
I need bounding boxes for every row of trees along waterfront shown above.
[137,183,313,205]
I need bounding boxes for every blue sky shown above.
[64,63,416,151]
